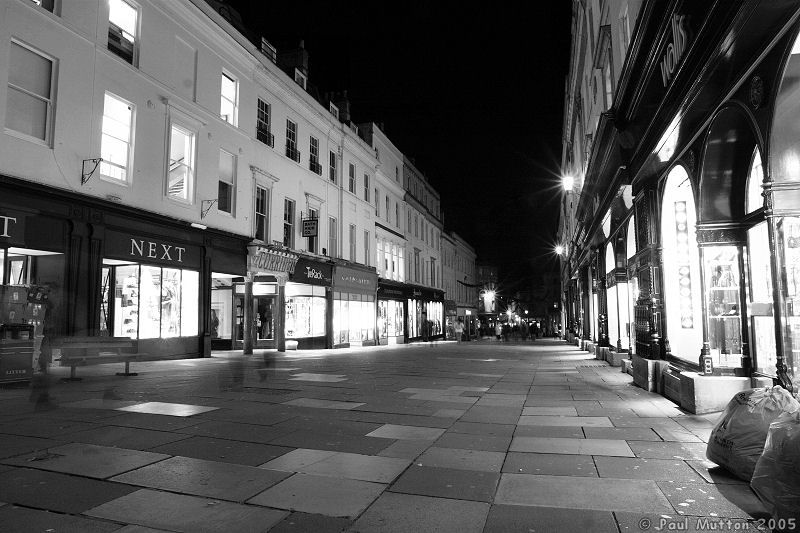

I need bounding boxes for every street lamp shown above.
[555,244,564,256]
[562,175,574,192]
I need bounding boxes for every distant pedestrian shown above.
[454,318,464,343]
[495,323,502,341]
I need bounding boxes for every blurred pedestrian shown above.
[454,318,464,343]
[495,322,502,341]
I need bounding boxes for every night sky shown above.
[224,1,572,287]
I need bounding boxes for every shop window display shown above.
[285,283,325,339]
[748,223,776,375]
[704,246,742,368]
[105,261,198,339]
[378,300,404,339]
[779,217,800,378]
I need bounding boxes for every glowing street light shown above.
[562,175,574,192]
[555,244,564,255]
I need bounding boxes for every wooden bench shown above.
[56,336,145,381]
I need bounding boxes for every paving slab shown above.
[502,452,598,476]
[653,427,704,442]
[495,473,674,513]
[263,449,410,483]
[518,415,613,427]
[513,425,585,438]
[61,425,191,450]
[116,402,219,417]
[366,424,446,440]
[460,406,522,424]
[0,467,137,513]
[0,434,67,459]
[685,460,748,485]
[1,442,169,479]
[147,435,291,466]
[86,488,287,532]
[434,431,511,452]
[270,430,394,455]
[0,504,121,533]
[416,447,505,472]
[594,457,705,482]
[269,512,352,533]
[656,481,768,518]
[521,406,578,416]
[377,439,433,459]
[510,436,634,457]
[389,465,500,502]
[289,373,348,382]
[628,441,708,460]
[447,421,516,437]
[176,420,294,443]
[98,412,200,431]
[484,504,618,533]
[583,426,661,441]
[248,473,385,518]
[111,455,290,501]
[0,418,98,438]
[282,398,365,410]
[350,492,490,533]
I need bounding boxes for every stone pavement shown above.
[0,338,772,532]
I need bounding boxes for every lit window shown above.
[100,93,134,182]
[283,198,295,248]
[218,150,235,214]
[220,72,238,126]
[5,41,54,143]
[108,0,138,65]
[255,186,269,241]
[167,124,194,201]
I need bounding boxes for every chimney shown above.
[277,39,309,76]
[331,90,351,123]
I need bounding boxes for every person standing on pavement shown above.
[495,322,502,341]
[454,318,464,343]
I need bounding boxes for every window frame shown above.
[254,185,269,242]
[166,121,196,204]
[217,149,236,215]
[100,91,135,184]
[329,151,337,183]
[364,230,370,267]
[349,224,357,261]
[108,0,139,66]
[283,198,295,248]
[256,98,273,147]
[220,70,239,127]
[364,174,370,202]
[5,40,56,145]
[285,119,300,162]
[348,163,356,193]
[328,216,337,258]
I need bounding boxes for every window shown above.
[328,216,337,258]
[620,7,631,57]
[329,151,337,182]
[167,124,194,202]
[220,71,238,126]
[431,258,436,286]
[349,224,356,261]
[364,174,370,202]
[218,149,235,214]
[415,216,418,237]
[329,102,339,119]
[375,189,380,217]
[108,0,138,65]
[5,41,54,143]
[385,196,390,222]
[255,185,269,241]
[309,136,321,174]
[256,99,273,147]
[286,119,300,162]
[364,230,370,266]
[414,250,420,282]
[30,0,55,12]
[348,163,356,193]
[603,59,613,109]
[283,198,295,248]
[408,212,412,232]
[395,203,399,227]
[308,208,318,253]
[100,93,134,182]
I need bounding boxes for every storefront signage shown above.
[334,265,378,293]
[105,231,201,269]
[660,13,689,87]
[302,218,319,237]
[0,210,26,245]
[293,258,332,286]
[248,246,298,273]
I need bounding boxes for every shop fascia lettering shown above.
[305,266,324,280]
[340,274,371,285]
[0,215,16,237]
[249,248,297,272]
[130,239,186,262]
[660,13,689,87]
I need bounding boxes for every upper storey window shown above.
[108,0,138,65]
[220,72,238,126]
[5,41,54,144]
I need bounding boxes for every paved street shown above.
[0,339,770,532]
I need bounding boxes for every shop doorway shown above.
[232,282,276,349]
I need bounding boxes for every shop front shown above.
[286,256,332,349]
[407,285,444,342]
[333,263,378,347]
[240,245,298,352]
[377,279,406,345]
[444,299,457,340]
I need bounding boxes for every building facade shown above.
[559,0,800,412]
[0,0,476,361]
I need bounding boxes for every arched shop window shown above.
[605,244,619,350]
[624,215,637,352]
[745,147,775,375]
[768,27,800,379]
[661,165,703,362]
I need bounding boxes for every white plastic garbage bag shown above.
[706,386,800,481]
[751,411,800,523]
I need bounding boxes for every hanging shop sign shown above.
[105,230,201,269]
[248,245,298,274]
[301,218,319,237]
[334,265,378,293]
[293,257,332,286]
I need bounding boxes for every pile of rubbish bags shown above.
[706,386,800,522]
